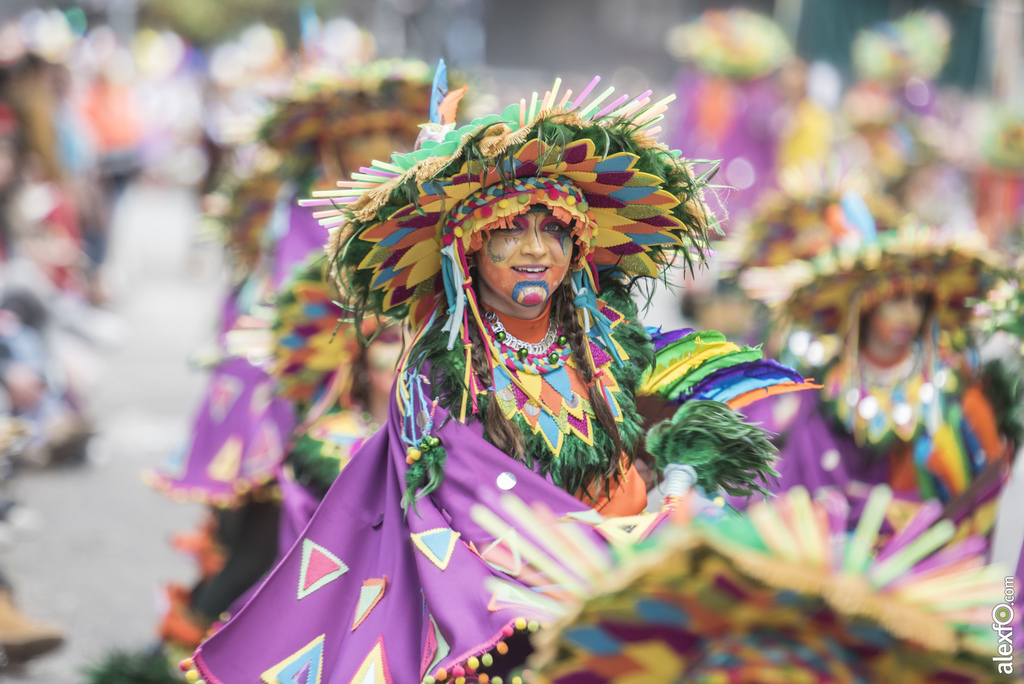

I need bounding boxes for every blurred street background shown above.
[2,185,218,682]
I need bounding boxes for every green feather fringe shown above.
[80,649,181,684]
[288,429,344,496]
[981,358,1024,451]
[646,400,779,498]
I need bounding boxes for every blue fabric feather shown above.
[430,58,448,125]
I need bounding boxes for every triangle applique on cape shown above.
[194,390,611,683]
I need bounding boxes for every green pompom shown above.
[646,400,779,498]
[81,649,181,684]
[402,443,448,515]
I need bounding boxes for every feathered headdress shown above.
[736,164,903,272]
[304,76,715,421]
[665,9,792,80]
[526,485,1012,683]
[257,59,433,174]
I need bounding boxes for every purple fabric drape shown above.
[195,388,609,683]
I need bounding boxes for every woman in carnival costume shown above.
[661,10,797,342]
[141,61,434,649]
[737,194,1018,539]
[271,257,407,555]
[710,165,904,346]
[184,75,817,683]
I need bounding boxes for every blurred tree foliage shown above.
[797,0,984,90]
[140,0,355,47]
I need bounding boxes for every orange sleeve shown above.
[586,464,648,517]
[961,384,1005,464]
[887,441,918,494]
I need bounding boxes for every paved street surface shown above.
[4,182,224,683]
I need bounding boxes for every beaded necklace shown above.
[484,309,571,372]
[827,342,951,445]
[477,303,629,457]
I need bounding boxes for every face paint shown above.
[485,231,517,264]
[511,281,549,307]
[476,209,573,319]
[558,232,572,259]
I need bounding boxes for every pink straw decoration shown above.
[876,500,942,564]
[359,167,399,178]
[635,105,668,124]
[616,97,650,119]
[593,93,630,120]
[541,90,552,113]
[568,76,601,112]
[644,126,662,136]
[298,198,342,207]
[614,90,652,115]
[519,98,527,128]
[557,89,573,111]
[886,536,988,590]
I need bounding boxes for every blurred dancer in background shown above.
[738,192,1017,540]
[139,60,434,660]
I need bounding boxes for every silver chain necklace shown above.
[484,309,558,355]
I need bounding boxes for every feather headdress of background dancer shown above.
[187,69,815,684]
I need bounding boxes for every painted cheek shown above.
[479,260,518,294]
[558,233,572,259]
[538,229,572,264]
[544,262,570,291]
[483,234,517,264]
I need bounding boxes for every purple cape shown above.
[272,201,328,290]
[669,68,781,228]
[195,390,609,683]
[735,390,1009,532]
[737,390,889,500]
[145,357,296,506]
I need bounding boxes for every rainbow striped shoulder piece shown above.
[640,327,817,409]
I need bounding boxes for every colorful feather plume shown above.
[466,484,1013,683]
[270,256,352,405]
[258,59,432,154]
[641,328,817,409]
